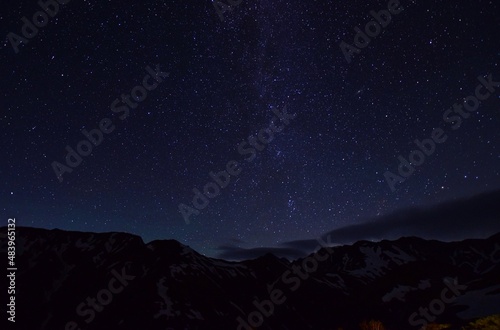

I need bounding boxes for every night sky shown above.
[1,0,499,258]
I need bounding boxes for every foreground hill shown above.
[1,227,500,330]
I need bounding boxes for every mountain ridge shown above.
[2,226,500,329]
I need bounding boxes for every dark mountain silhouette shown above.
[2,227,500,330]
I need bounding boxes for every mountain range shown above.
[2,226,500,329]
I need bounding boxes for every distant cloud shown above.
[279,239,326,251]
[320,189,500,244]
[216,189,500,261]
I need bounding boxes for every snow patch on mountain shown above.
[384,245,416,264]
[349,246,389,278]
[154,277,177,319]
[382,280,431,302]
[456,284,500,320]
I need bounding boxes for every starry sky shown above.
[1,0,499,258]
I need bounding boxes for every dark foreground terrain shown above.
[2,227,500,330]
